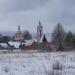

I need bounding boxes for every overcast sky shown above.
[0,0,75,33]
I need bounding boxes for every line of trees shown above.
[51,23,75,51]
[0,30,32,43]
[0,35,11,43]
[64,31,75,49]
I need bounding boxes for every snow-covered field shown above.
[0,52,75,75]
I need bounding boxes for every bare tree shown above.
[23,30,32,40]
[52,23,65,50]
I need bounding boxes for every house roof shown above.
[0,43,9,48]
[8,41,21,48]
[24,40,33,46]
[39,34,50,43]
[9,38,37,48]
[42,34,48,42]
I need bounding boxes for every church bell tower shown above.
[37,21,43,42]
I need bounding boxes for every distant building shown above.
[24,40,38,50]
[38,34,52,51]
[8,41,21,49]
[11,23,52,51]
[37,21,43,43]
[0,42,13,49]
[14,25,24,41]
[21,34,52,51]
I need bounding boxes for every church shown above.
[9,21,52,51]
[21,21,52,51]
[14,25,24,41]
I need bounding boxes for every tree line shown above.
[51,23,75,51]
[0,30,32,43]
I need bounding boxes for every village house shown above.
[0,21,52,51]
[20,21,52,51]
[21,34,52,51]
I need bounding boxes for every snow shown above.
[25,40,33,46]
[0,52,75,75]
[8,39,35,48]
[8,42,21,48]
[0,43,9,48]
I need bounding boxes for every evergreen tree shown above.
[64,31,73,47]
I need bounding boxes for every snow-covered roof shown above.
[9,39,36,48]
[24,40,33,46]
[0,43,9,48]
[8,41,21,48]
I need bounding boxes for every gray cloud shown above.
[0,0,75,33]
[0,0,50,13]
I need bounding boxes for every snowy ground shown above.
[0,52,75,75]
